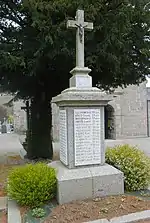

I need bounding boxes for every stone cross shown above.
[67,9,93,68]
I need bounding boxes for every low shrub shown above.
[106,144,150,191]
[7,162,57,207]
[31,207,46,218]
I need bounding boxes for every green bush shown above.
[106,144,150,191]
[7,163,57,207]
[31,207,46,218]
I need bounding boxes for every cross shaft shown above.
[67,10,93,68]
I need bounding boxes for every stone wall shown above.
[147,100,150,137]
[13,100,27,134]
[121,83,147,138]
[51,102,59,142]
[147,87,150,137]
[51,82,148,141]
[110,82,148,139]
[108,90,123,139]
[147,87,150,100]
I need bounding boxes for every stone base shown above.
[49,161,124,204]
[69,74,92,88]
[69,67,92,88]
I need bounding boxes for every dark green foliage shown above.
[0,0,149,158]
[0,0,149,93]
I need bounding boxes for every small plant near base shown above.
[140,191,150,197]
[7,162,57,207]
[31,207,46,218]
[106,144,150,191]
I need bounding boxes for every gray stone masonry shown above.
[114,82,148,139]
[8,198,21,223]
[52,82,148,142]
[85,220,109,223]
[110,210,150,223]
[49,161,124,204]
[50,87,124,204]
[83,210,150,223]
[13,100,27,134]
[52,87,113,168]
[53,88,110,168]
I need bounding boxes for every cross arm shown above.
[67,20,77,29]
[67,19,93,31]
[84,22,93,31]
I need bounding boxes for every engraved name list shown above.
[74,109,101,166]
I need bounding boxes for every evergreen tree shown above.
[0,0,149,159]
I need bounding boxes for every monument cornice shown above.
[52,87,113,107]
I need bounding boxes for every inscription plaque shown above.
[76,76,91,88]
[74,109,101,166]
[59,109,68,165]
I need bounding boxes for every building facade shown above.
[105,82,148,139]
[52,82,149,141]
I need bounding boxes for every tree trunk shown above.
[27,93,53,159]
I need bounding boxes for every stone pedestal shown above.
[50,87,124,204]
[49,161,124,204]
[69,67,92,88]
